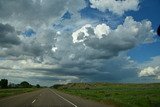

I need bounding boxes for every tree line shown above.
[0,79,40,89]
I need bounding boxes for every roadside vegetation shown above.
[0,79,41,99]
[53,83,160,107]
[0,88,37,99]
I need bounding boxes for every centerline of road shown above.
[32,99,36,104]
[31,93,42,104]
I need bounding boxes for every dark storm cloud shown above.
[26,67,99,77]
[24,55,138,82]
[22,43,43,57]
[0,23,21,47]
[0,23,14,32]
[3,44,43,57]
[0,66,12,70]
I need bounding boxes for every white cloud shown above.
[94,23,110,39]
[72,23,111,43]
[89,0,139,15]
[158,76,160,79]
[56,31,61,35]
[52,46,58,52]
[0,58,58,70]
[72,24,92,43]
[139,67,157,77]
[139,56,160,80]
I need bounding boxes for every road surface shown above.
[0,88,112,107]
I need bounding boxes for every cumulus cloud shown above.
[89,0,139,15]
[72,16,154,59]
[94,24,111,38]
[72,23,111,43]
[139,56,160,80]
[139,67,157,77]
[72,24,92,43]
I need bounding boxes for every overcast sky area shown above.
[0,0,160,86]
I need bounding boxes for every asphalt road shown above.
[0,88,112,107]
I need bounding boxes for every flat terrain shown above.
[0,88,111,107]
[0,88,37,99]
[56,83,160,107]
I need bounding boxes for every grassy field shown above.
[56,83,160,107]
[0,88,38,99]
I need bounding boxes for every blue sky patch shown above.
[22,28,36,37]
[61,11,73,20]
[128,42,160,62]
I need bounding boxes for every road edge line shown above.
[50,89,78,107]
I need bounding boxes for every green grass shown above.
[0,88,38,99]
[56,83,160,107]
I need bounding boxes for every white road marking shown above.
[32,99,36,104]
[50,89,78,107]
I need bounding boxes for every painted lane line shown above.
[32,99,36,104]
[50,89,78,107]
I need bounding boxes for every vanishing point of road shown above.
[0,88,112,107]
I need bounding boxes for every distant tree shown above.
[0,79,8,88]
[36,84,40,88]
[20,81,32,88]
[8,82,16,88]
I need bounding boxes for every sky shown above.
[0,0,160,86]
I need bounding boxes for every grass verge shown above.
[56,83,160,107]
[0,88,38,99]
